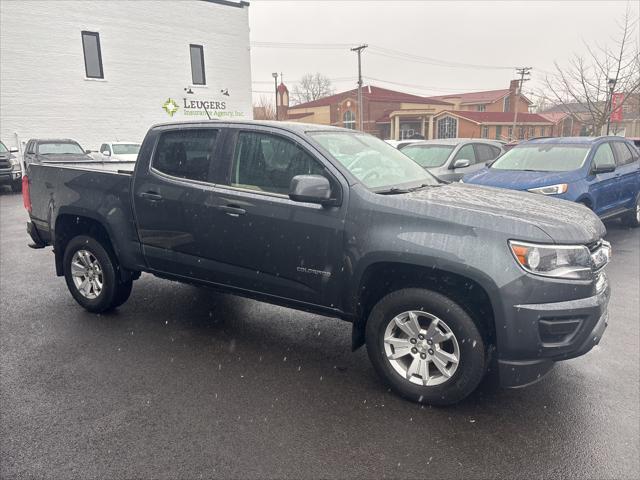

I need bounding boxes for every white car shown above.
[99,142,141,161]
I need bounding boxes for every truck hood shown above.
[402,183,605,245]
[463,167,584,190]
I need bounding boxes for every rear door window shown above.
[229,131,326,195]
[612,142,635,166]
[474,144,500,162]
[152,129,218,182]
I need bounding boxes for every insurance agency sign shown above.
[162,91,248,120]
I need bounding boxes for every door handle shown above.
[139,191,163,201]
[217,205,246,217]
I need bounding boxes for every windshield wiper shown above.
[376,187,411,195]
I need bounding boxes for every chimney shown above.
[510,79,520,94]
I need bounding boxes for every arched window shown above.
[437,116,457,139]
[343,110,356,129]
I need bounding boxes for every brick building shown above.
[281,79,544,141]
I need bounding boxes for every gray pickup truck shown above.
[24,121,611,405]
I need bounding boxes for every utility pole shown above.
[511,67,531,140]
[351,44,368,131]
[272,72,279,120]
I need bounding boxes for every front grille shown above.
[0,159,11,169]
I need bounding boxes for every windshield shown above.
[309,131,437,189]
[401,144,455,168]
[38,142,85,155]
[0,142,7,153]
[491,144,590,172]
[112,144,141,155]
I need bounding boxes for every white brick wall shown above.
[0,0,252,151]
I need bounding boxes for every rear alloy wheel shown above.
[63,235,131,312]
[366,288,486,406]
[621,195,640,228]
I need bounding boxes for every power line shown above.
[363,76,502,94]
[251,41,518,71]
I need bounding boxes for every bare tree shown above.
[253,95,276,120]
[290,73,334,105]
[540,6,640,134]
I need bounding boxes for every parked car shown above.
[0,140,22,192]
[400,138,504,182]
[384,139,425,150]
[99,142,141,161]
[23,121,611,406]
[22,138,94,165]
[463,136,640,227]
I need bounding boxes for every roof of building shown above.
[289,85,453,109]
[428,89,511,105]
[538,112,571,123]
[435,110,552,124]
[542,103,592,114]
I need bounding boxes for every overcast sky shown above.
[248,0,638,105]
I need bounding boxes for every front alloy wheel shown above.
[366,288,486,406]
[384,311,460,386]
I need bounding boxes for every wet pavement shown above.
[1,188,639,479]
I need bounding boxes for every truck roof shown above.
[149,119,351,134]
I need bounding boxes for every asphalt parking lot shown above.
[1,187,639,480]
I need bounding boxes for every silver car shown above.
[400,138,504,183]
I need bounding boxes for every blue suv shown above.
[463,136,640,227]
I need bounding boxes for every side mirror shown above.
[452,159,471,169]
[592,164,616,174]
[85,149,92,154]
[102,150,111,156]
[9,148,19,153]
[289,175,333,205]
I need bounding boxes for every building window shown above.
[518,127,525,140]
[508,127,513,139]
[477,104,486,112]
[481,126,489,138]
[503,96,510,112]
[540,127,546,136]
[190,44,206,85]
[437,116,457,139]
[495,125,502,140]
[343,110,356,129]
[81,31,104,79]
[528,127,535,138]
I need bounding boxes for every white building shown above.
[0,0,252,152]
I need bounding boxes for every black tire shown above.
[365,288,486,406]
[621,195,640,228]
[112,279,133,307]
[10,179,22,192]
[63,235,128,313]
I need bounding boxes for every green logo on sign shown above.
[162,98,179,117]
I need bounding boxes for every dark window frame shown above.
[150,128,220,184]
[190,44,206,85]
[81,31,104,79]
[612,141,636,166]
[223,128,342,203]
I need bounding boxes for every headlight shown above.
[509,240,592,280]
[459,179,464,183]
[9,157,19,166]
[527,183,568,195]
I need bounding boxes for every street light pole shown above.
[606,78,616,135]
[272,72,279,121]
[351,44,368,131]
